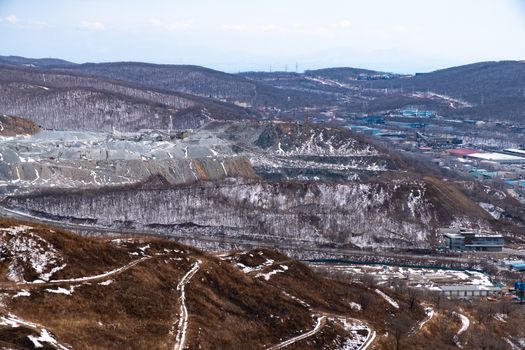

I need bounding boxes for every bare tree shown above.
[407,287,420,311]
[389,313,412,350]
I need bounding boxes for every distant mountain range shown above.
[1,55,524,131]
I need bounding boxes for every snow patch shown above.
[45,286,75,295]
[375,289,399,309]
[349,302,362,311]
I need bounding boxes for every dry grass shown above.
[4,218,515,350]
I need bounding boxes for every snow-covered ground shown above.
[235,257,275,273]
[309,263,495,290]
[410,91,473,109]
[375,289,399,309]
[281,291,311,309]
[255,265,288,281]
[0,313,70,350]
[0,225,62,283]
[333,317,374,350]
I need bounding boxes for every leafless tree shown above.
[389,313,412,350]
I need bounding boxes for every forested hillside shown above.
[0,65,253,131]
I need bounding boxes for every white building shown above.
[439,285,501,298]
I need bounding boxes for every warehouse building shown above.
[439,285,501,298]
[465,152,525,164]
[502,148,525,157]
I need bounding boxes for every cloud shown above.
[0,14,48,29]
[391,24,419,33]
[220,21,356,37]
[151,19,191,32]
[332,20,352,29]
[221,24,250,32]
[5,15,18,24]
[79,20,106,31]
[221,23,286,35]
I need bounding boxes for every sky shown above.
[0,0,524,73]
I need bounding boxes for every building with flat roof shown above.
[503,148,525,157]
[447,148,481,157]
[442,228,504,252]
[439,285,501,298]
[465,152,525,164]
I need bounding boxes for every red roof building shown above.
[446,148,481,157]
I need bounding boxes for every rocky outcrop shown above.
[0,156,256,189]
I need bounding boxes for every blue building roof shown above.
[511,264,525,271]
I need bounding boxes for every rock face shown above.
[0,115,39,136]
[0,121,500,250]
[4,176,491,249]
[0,156,256,189]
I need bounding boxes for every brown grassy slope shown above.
[221,249,426,336]
[0,115,39,136]
[10,253,190,349]
[423,176,490,222]
[0,218,133,283]
[1,219,437,350]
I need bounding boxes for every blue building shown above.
[362,116,385,124]
[511,264,525,272]
[401,109,435,118]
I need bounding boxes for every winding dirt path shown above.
[0,256,151,290]
[453,312,470,348]
[267,316,326,350]
[173,260,201,350]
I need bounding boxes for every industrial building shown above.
[416,132,461,148]
[446,148,481,157]
[439,285,501,298]
[401,109,434,118]
[442,228,504,252]
[503,148,525,157]
[510,264,525,272]
[465,152,525,164]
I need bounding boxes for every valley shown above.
[1,55,525,349]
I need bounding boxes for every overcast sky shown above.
[0,0,524,73]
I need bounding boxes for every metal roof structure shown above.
[439,285,500,292]
[447,148,480,156]
[466,152,525,163]
[504,148,525,156]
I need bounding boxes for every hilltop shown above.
[0,64,253,132]
[2,56,525,123]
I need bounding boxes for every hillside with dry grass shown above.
[0,115,39,137]
[1,218,523,349]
